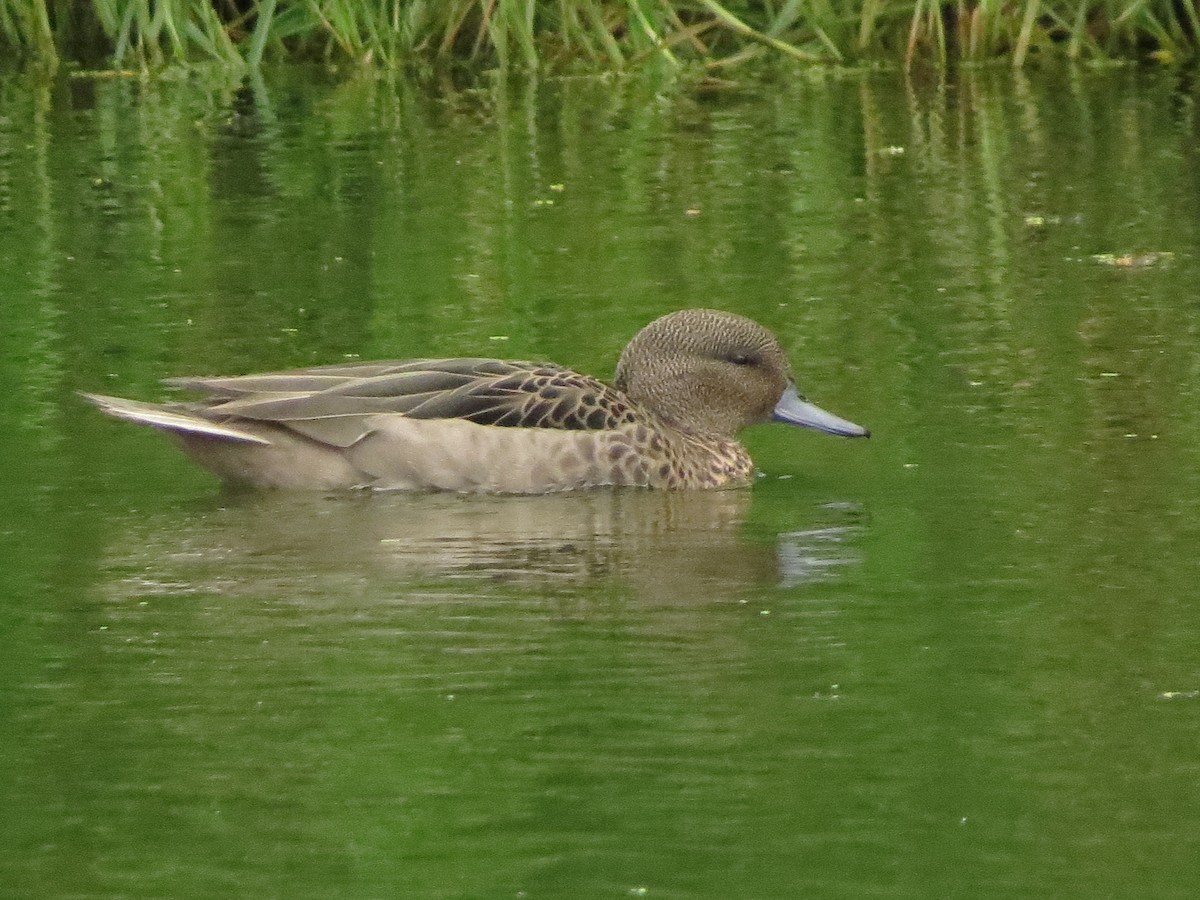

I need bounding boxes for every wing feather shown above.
[163,358,643,440]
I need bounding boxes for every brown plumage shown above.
[82,309,868,493]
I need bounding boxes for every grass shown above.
[1,0,1197,71]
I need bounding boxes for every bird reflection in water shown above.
[100,488,863,606]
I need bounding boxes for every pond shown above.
[2,64,1199,898]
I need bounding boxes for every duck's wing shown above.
[171,358,641,448]
[164,358,514,400]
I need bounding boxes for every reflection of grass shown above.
[3,0,1198,70]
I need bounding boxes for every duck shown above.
[82,308,868,493]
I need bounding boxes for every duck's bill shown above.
[773,383,870,438]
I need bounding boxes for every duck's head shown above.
[615,309,869,440]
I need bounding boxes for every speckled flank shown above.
[658,432,754,490]
[579,426,753,490]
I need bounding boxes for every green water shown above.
[2,66,1200,898]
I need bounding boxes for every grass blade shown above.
[247,0,277,68]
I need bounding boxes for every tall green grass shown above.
[2,0,1197,70]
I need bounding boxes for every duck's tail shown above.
[80,392,272,445]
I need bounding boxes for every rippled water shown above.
[2,67,1199,898]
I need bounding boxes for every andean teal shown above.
[83,308,869,493]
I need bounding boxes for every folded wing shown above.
[159,358,642,449]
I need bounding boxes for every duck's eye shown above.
[727,353,757,366]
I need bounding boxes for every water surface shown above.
[2,66,1199,898]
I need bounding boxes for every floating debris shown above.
[1023,214,1062,227]
[1091,251,1174,268]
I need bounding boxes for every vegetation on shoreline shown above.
[2,0,1197,72]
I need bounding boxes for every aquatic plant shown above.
[1,0,1197,70]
